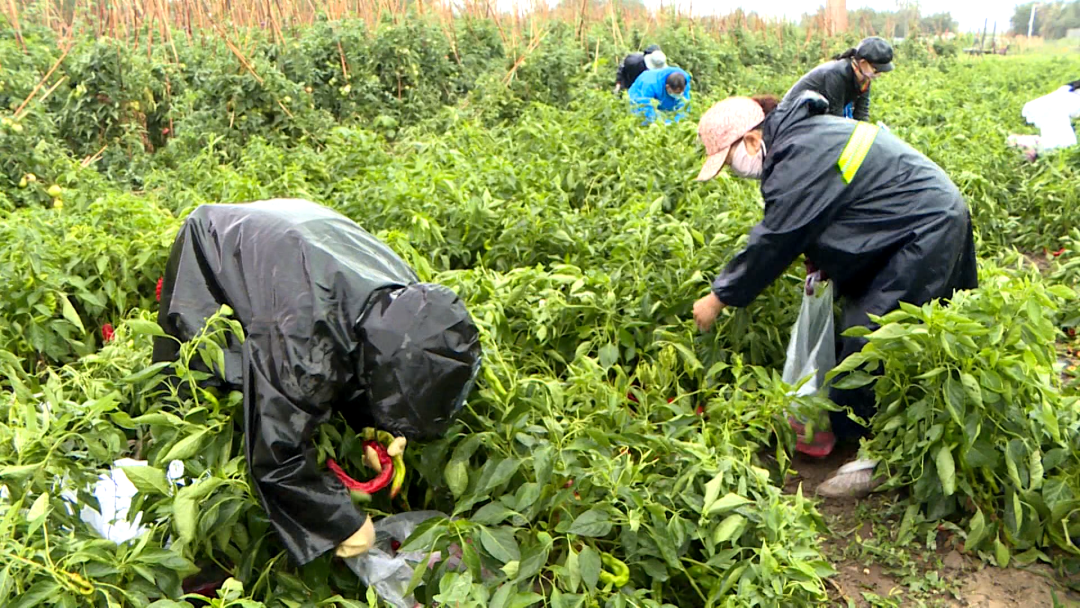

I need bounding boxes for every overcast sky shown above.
[498,0,1020,34]
[641,0,1019,33]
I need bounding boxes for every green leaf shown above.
[472,502,515,526]
[158,429,208,465]
[480,527,520,563]
[598,343,619,369]
[943,376,965,427]
[26,492,49,524]
[707,493,751,515]
[126,319,168,337]
[174,478,224,543]
[1043,448,1069,473]
[567,509,612,537]
[59,295,85,333]
[701,473,722,515]
[578,546,601,591]
[481,458,521,493]
[490,583,514,608]
[831,371,876,390]
[936,445,956,497]
[965,509,988,551]
[120,466,171,496]
[444,460,469,498]
[120,361,173,385]
[9,580,61,608]
[959,372,983,409]
[713,513,746,544]
[565,546,580,593]
[0,463,40,480]
[994,536,1010,567]
[1029,449,1044,491]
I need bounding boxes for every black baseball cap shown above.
[855,37,894,73]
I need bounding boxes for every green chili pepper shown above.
[598,552,630,588]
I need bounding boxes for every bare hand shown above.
[693,293,726,332]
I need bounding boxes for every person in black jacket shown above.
[692,91,977,496]
[782,36,894,122]
[614,44,663,94]
[153,199,483,566]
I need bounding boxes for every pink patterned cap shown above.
[695,97,766,182]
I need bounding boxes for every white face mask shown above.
[729,139,766,180]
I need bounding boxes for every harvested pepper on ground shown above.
[598,552,630,588]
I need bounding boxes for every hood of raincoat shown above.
[359,283,482,441]
[152,199,482,567]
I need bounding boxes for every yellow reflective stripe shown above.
[837,122,880,184]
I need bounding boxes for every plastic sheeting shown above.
[152,199,483,566]
[345,511,454,608]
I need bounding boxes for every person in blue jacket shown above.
[628,65,691,125]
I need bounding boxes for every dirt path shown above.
[783,446,1080,607]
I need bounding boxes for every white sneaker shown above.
[815,459,882,498]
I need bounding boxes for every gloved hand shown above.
[335,516,376,558]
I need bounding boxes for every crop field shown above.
[2,4,1080,607]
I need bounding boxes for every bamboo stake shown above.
[7,0,26,52]
[13,42,73,119]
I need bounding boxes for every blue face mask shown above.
[666,87,683,98]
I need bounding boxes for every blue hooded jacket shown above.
[628,67,691,125]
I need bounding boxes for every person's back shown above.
[760,93,973,299]
[756,95,976,313]
[615,44,662,93]
[782,60,863,120]
[782,37,894,122]
[154,199,482,567]
[628,67,691,124]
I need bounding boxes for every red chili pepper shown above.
[102,324,115,343]
[667,397,674,403]
[391,540,401,552]
[695,405,704,416]
[1054,247,1067,257]
[627,392,638,404]
[327,441,394,495]
[156,277,163,302]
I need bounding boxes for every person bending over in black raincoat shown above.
[152,199,483,566]
[614,44,663,94]
[690,91,978,498]
[782,36,894,122]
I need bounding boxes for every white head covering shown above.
[645,51,668,71]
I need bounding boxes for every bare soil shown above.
[783,445,1080,607]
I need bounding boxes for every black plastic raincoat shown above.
[616,52,648,91]
[152,199,482,566]
[711,92,977,435]
[783,59,871,121]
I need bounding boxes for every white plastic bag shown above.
[344,511,469,608]
[782,272,835,430]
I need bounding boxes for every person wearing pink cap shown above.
[691,91,978,498]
